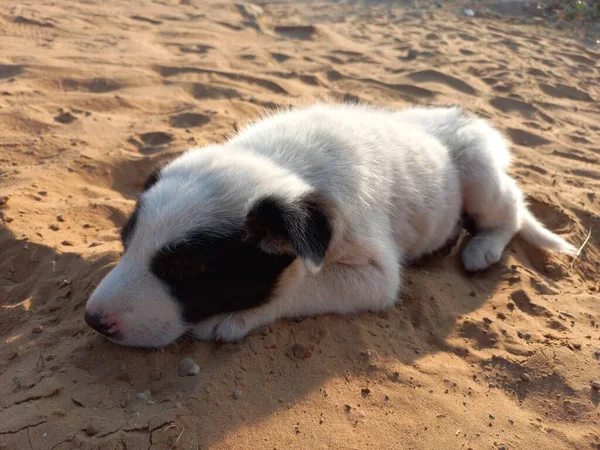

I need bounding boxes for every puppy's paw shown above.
[213,313,252,342]
[462,235,503,272]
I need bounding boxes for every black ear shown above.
[245,191,333,271]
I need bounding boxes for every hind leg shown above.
[456,122,525,271]
[462,174,525,271]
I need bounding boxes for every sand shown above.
[1,1,599,449]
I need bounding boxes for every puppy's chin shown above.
[107,332,183,349]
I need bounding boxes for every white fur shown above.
[85,103,577,347]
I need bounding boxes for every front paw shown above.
[213,313,252,342]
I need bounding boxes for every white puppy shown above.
[84,104,577,347]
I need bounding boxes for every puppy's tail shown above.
[519,208,577,256]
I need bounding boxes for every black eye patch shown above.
[120,168,163,248]
[150,230,295,323]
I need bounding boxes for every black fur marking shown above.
[120,202,140,248]
[151,231,295,324]
[120,169,162,248]
[246,191,333,267]
[142,168,162,192]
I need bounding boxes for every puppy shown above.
[84,104,577,347]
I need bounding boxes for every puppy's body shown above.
[85,104,576,347]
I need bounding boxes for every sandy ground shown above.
[1,1,599,449]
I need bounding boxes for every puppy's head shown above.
[84,148,333,347]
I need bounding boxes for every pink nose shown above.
[84,311,121,339]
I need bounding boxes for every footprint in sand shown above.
[406,70,476,95]
[538,83,593,102]
[510,290,551,318]
[489,96,537,117]
[274,25,316,40]
[190,83,241,100]
[0,64,23,79]
[271,52,291,63]
[128,132,174,154]
[506,128,552,147]
[62,77,123,93]
[527,197,572,231]
[54,111,77,124]
[169,113,211,128]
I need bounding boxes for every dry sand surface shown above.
[1,0,600,449]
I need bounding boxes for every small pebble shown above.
[497,445,506,450]
[175,401,183,409]
[573,343,581,350]
[361,388,370,397]
[85,423,100,436]
[32,325,44,334]
[179,358,200,377]
[49,224,60,231]
[0,196,8,205]
[591,381,600,391]
[524,333,531,341]
[463,8,475,16]
[233,389,242,400]
[62,240,74,246]
[521,373,531,382]
[594,349,600,358]
[57,215,65,222]
[135,390,152,401]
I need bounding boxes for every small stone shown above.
[344,404,352,413]
[291,343,312,360]
[57,215,65,222]
[233,389,242,400]
[524,333,531,341]
[384,395,390,401]
[85,422,100,436]
[517,331,524,338]
[496,312,506,320]
[521,373,531,382]
[49,224,60,231]
[591,381,600,391]
[135,390,152,401]
[463,8,475,17]
[175,401,183,409]
[62,240,74,246]
[4,216,13,223]
[360,388,370,397]
[497,445,506,450]
[179,358,200,376]
[32,325,44,334]
[594,349,600,358]
[573,343,581,350]
[57,284,71,298]
[0,196,8,205]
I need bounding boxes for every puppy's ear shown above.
[245,191,333,273]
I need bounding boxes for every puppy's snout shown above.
[84,310,121,339]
